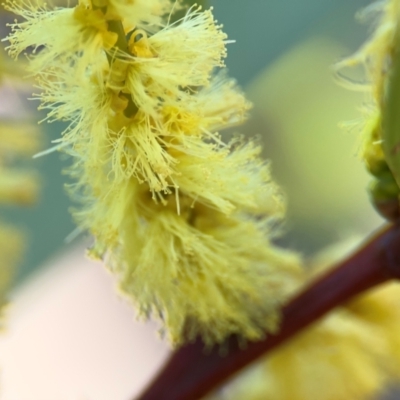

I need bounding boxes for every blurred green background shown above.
[4,0,381,284]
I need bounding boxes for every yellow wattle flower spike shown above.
[4,0,302,345]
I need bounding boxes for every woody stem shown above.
[137,223,400,400]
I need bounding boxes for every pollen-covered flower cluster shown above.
[5,0,301,344]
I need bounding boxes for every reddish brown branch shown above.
[137,223,400,400]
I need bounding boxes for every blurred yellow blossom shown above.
[0,225,23,328]
[207,238,400,400]
[0,0,42,323]
[0,111,40,326]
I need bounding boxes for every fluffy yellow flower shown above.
[5,0,301,344]
[108,183,299,344]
